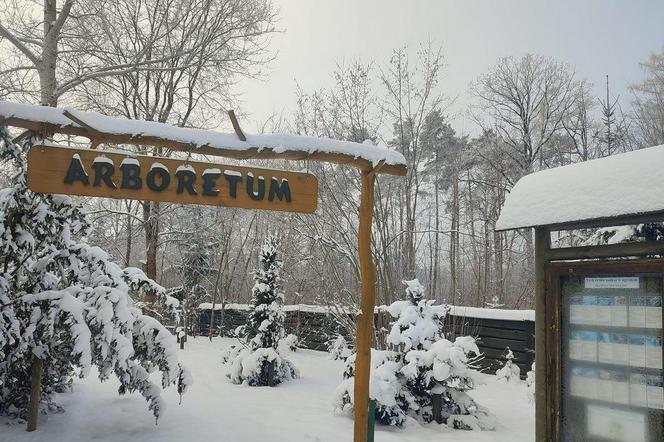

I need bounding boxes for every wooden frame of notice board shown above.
[543,258,664,441]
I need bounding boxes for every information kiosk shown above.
[496,145,664,442]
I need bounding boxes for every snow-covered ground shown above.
[1,338,534,442]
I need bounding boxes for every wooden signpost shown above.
[1,101,407,441]
[27,145,318,213]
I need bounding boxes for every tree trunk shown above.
[143,201,159,280]
[26,358,43,432]
[40,0,58,106]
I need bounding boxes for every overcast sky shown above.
[237,0,664,135]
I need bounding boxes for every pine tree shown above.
[224,237,298,386]
[0,128,192,423]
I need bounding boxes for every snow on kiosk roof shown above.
[496,144,664,231]
[0,101,407,176]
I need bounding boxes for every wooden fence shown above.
[197,304,535,377]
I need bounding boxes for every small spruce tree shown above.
[224,237,298,386]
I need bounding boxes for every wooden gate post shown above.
[27,357,43,432]
[353,170,376,442]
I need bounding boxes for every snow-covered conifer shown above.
[495,347,521,382]
[0,128,191,422]
[335,279,494,430]
[223,237,298,386]
[328,334,352,361]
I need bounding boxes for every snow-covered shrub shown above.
[495,347,521,382]
[335,279,493,430]
[328,334,352,361]
[386,279,448,352]
[223,237,299,386]
[526,362,535,404]
[333,350,410,426]
[227,347,298,386]
[0,128,191,422]
[280,333,299,352]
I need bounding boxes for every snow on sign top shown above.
[496,144,664,231]
[0,101,406,175]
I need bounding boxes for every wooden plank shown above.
[546,240,664,261]
[473,326,529,341]
[353,171,376,442]
[476,337,531,353]
[3,117,407,176]
[27,145,318,213]
[448,315,532,331]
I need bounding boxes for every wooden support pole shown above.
[27,357,43,432]
[534,227,551,441]
[354,170,376,442]
[227,110,247,142]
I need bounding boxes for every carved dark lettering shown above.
[224,172,242,199]
[268,177,291,202]
[92,162,116,188]
[246,174,265,201]
[176,169,197,195]
[146,167,170,192]
[64,157,89,185]
[120,163,142,190]
[202,172,221,196]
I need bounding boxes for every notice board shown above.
[554,262,664,442]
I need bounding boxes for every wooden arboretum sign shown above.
[2,100,407,442]
[27,145,318,213]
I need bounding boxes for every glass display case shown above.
[560,271,663,442]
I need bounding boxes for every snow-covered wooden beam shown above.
[0,101,407,176]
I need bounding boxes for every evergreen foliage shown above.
[224,237,298,386]
[333,279,494,430]
[0,128,192,421]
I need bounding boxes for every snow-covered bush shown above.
[495,347,521,382]
[526,362,535,404]
[334,350,410,426]
[0,128,191,422]
[386,279,448,351]
[280,333,299,352]
[334,279,493,430]
[223,237,298,386]
[328,334,352,361]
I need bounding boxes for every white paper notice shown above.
[587,405,646,442]
[611,296,628,327]
[645,336,663,369]
[598,334,629,366]
[629,335,647,367]
[571,367,598,399]
[585,277,640,289]
[645,306,662,328]
[612,373,630,405]
[629,297,647,328]
[630,374,648,408]
[645,296,662,329]
[647,375,664,410]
